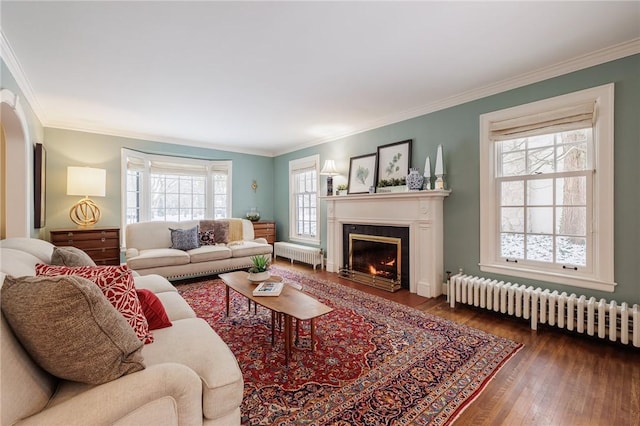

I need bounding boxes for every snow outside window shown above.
[479,84,615,292]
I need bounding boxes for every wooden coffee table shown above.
[219,271,333,363]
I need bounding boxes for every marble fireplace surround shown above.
[324,190,450,298]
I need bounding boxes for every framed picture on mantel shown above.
[347,153,377,194]
[376,139,412,187]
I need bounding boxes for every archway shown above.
[1,88,30,238]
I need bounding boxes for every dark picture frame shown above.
[347,153,377,194]
[34,143,46,228]
[376,139,412,187]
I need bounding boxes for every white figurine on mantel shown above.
[434,144,445,190]
[423,156,431,190]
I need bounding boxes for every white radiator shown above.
[274,242,324,270]
[449,274,640,348]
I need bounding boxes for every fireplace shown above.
[340,224,409,292]
[324,191,450,297]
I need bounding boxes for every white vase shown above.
[248,271,270,282]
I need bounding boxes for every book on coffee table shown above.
[252,281,284,296]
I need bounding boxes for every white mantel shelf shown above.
[322,189,451,298]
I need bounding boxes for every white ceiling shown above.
[2,1,639,156]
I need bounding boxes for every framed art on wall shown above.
[376,139,412,187]
[34,143,46,228]
[347,153,377,194]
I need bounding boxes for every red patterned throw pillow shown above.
[136,289,172,330]
[35,264,153,344]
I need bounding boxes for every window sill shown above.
[479,262,616,293]
[289,236,320,246]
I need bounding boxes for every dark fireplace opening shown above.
[341,224,409,292]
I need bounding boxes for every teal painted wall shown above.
[274,54,640,304]
[42,128,275,233]
[3,54,639,304]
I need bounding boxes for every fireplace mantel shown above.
[323,190,450,298]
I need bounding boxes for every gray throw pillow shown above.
[169,226,200,250]
[51,246,97,267]
[1,275,145,385]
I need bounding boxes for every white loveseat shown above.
[0,237,244,425]
[125,219,273,281]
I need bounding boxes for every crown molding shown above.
[45,121,277,157]
[275,38,640,156]
[2,27,638,158]
[0,30,47,123]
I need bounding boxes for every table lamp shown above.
[67,166,106,227]
[320,160,339,196]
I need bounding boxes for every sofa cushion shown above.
[0,237,55,263]
[136,289,172,330]
[51,246,97,267]
[133,274,178,294]
[156,292,197,321]
[187,245,232,263]
[35,264,153,344]
[170,226,200,250]
[229,241,273,258]
[128,248,190,270]
[1,275,145,385]
[141,318,243,420]
[0,248,41,277]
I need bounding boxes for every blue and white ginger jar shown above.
[406,168,424,190]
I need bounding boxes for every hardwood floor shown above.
[272,259,640,426]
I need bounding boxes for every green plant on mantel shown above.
[336,184,348,191]
[249,255,270,273]
[377,177,406,187]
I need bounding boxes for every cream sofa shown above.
[125,219,273,280]
[0,237,244,425]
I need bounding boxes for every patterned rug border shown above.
[177,266,524,425]
[269,266,524,424]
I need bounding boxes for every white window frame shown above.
[121,148,232,227]
[479,84,615,292]
[289,154,320,245]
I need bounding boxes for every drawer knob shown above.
[67,232,73,237]
[101,237,106,242]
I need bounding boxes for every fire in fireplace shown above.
[350,233,401,282]
[341,224,409,292]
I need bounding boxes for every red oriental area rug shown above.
[176,267,522,425]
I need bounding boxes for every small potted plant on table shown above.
[248,254,271,282]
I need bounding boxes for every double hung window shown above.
[289,155,320,244]
[122,149,231,225]
[479,84,615,292]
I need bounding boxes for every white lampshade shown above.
[67,167,106,197]
[320,159,339,176]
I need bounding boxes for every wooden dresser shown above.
[251,221,276,245]
[50,227,121,265]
